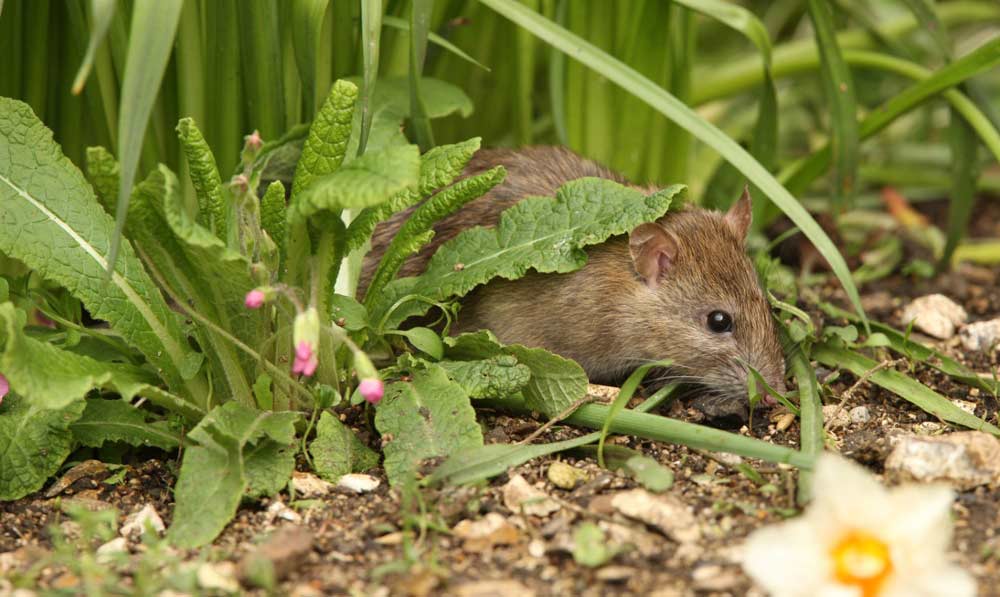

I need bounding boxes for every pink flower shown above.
[245,130,262,151]
[244,289,266,309]
[358,378,384,405]
[0,373,7,405]
[292,341,318,377]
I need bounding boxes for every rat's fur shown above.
[362,147,786,412]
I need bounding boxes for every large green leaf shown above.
[479,0,868,329]
[370,179,684,331]
[0,100,198,395]
[0,395,86,500]
[168,403,299,547]
[291,79,358,198]
[374,364,483,487]
[309,411,379,480]
[70,398,182,451]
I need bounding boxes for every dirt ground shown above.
[3,204,1000,596]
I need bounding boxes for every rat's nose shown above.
[760,379,786,407]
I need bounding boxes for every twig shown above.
[516,395,597,446]
[824,357,905,431]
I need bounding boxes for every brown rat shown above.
[363,146,786,424]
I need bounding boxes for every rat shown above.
[362,146,786,426]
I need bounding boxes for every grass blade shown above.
[108,0,183,274]
[358,0,383,156]
[236,0,284,139]
[812,343,1000,436]
[940,112,980,268]
[71,0,115,95]
[382,15,490,71]
[597,360,671,468]
[480,0,868,331]
[806,0,858,207]
[291,0,331,116]
[408,0,435,152]
[786,330,823,505]
[204,0,242,175]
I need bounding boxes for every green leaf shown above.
[478,0,868,330]
[807,0,859,204]
[290,0,331,114]
[382,16,490,71]
[506,345,588,419]
[345,137,482,252]
[358,0,382,155]
[70,399,181,451]
[309,411,379,480]
[786,326,823,506]
[438,356,531,399]
[407,0,434,152]
[364,166,506,302]
[168,403,299,547]
[71,0,117,95]
[624,455,674,492]
[108,0,183,275]
[370,179,685,331]
[329,294,369,331]
[0,395,86,500]
[292,144,420,219]
[260,181,287,255]
[84,146,120,216]
[940,112,979,267]
[374,365,483,487]
[0,98,200,397]
[176,118,226,237]
[291,79,359,198]
[244,440,296,498]
[573,522,615,568]
[399,327,444,360]
[0,302,198,417]
[812,343,1000,436]
[252,374,274,410]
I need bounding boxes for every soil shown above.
[3,203,1000,597]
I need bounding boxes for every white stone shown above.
[885,431,1000,490]
[336,473,380,494]
[452,513,519,548]
[951,400,977,415]
[120,504,165,538]
[959,319,1000,352]
[291,471,334,497]
[610,488,700,544]
[267,500,302,523]
[900,294,967,339]
[822,405,850,429]
[95,537,128,564]
[197,562,239,593]
[849,406,871,424]
[502,474,560,517]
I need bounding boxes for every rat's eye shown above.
[707,310,734,334]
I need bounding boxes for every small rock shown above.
[610,488,700,544]
[822,405,850,430]
[289,583,324,597]
[45,460,109,497]
[951,400,977,415]
[453,580,535,597]
[849,406,871,424]
[692,564,740,591]
[198,562,239,593]
[885,431,1000,490]
[528,539,546,558]
[336,473,380,494]
[595,566,635,582]
[238,526,314,586]
[291,472,334,497]
[598,521,662,558]
[95,537,128,564]
[900,294,967,339]
[547,461,589,490]
[914,422,944,435]
[452,513,519,550]
[959,319,1000,352]
[587,384,620,404]
[775,412,796,432]
[120,504,165,538]
[502,474,560,516]
[266,500,302,523]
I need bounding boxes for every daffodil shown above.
[742,453,975,597]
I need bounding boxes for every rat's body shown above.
[363,147,785,422]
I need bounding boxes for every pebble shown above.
[951,400,978,415]
[900,294,967,339]
[849,406,871,424]
[453,580,535,597]
[586,384,621,404]
[595,566,636,582]
[959,318,1000,352]
[452,513,520,550]
[692,564,740,591]
[775,412,796,432]
[885,431,1000,490]
[822,405,850,430]
[502,474,560,516]
[610,488,700,544]
[198,562,239,593]
[237,526,314,585]
[120,504,166,538]
[547,461,589,490]
[95,537,128,564]
[291,472,334,497]
[336,473,380,494]
[266,500,302,523]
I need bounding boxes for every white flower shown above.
[742,453,975,597]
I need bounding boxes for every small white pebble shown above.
[337,473,380,493]
[849,406,870,424]
[901,294,967,339]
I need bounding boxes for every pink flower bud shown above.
[244,289,266,309]
[292,341,318,377]
[245,130,262,151]
[0,373,7,405]
[358,378,384,405]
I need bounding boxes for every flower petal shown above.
[882,563,976,597]
[742,519,831,595]
[884,484,954,566]
[809,453,893,530]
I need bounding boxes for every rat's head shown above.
[626,189,785,425]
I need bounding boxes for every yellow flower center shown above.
[830,531,893,597]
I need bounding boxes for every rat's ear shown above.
[629,223,679,289]
[724,186,753,240]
